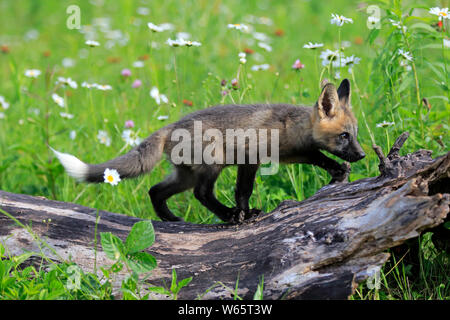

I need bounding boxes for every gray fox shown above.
[52,79,365,223]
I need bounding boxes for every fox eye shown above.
[339,132,350,140]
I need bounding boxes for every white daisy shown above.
[184,40,201,47]
[303,42,324,49]
[367,16,380,28]
[157,115,169,120]
[258,42,272,52]
[330,14,353,26]
[166,38,186,47]
[227,23,249,32]
[342,55,361,72]
[150,87,168,104]
[429,7,449,21]
[251,64,270,71]
[81,81,98,89]
[239,52,247,64]
[52,93,65,108]
[376,121,395,128]
[96,84,113,91]
[97,130,111,146]
[24,69,41,78]
[104,168,121,186]
[85,40,100,47]
[148,22,164,32]
[398,49,413,62]
[56,77,78,89]
[319,49,340,67]
[59,112,74,119]
[0,96,10,110]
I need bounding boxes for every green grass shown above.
[0,0,448,299]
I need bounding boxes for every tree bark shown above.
[0,132,448,299]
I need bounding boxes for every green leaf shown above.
[100,232,125,260]
[409,22,437,33]
[177,277,193,290]
[170,268,178,293]
[125,220,155,254]
[147,286,170,295]
[444,222,450,230]
[126,252,157,274]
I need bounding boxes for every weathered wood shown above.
[0,133,448,299]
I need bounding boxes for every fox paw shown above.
[228,207,264,224]
[329,162,351,184]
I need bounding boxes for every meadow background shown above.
[0,0,448,299]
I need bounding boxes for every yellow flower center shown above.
[107,175,114,182]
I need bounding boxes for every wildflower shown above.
[367,16,380,28]
[166,38,186,47]
[183,99,193,107]
[398,49,413,62]
[239,52,247,64]
[97,130,111,146]
[52,93,65,108]
[342,55,361,72]
[220,79,227,87]
[319,49,340,67]
[121,68,132,77]
[334,71,341,79]
[252,32,270,42]
[0,96,10,110]
[376,121,395,128]
[56,77,78,89]
[389,19,407,32]
[221,90,229,96]
[62,58,76,68]
[137,7,150,16]
[125,120,135,128]
[184,40,201,47]
[85,40,100,47]
[24,69,41,78]
[444,38,450,48]
[244,48,254,55]
[59,112,74,119]
[1,45,10,54]
[157,115,169,120]
[132,61,145,68]
[69,130,76,140]
[103,168,121,186]
[150,87,168,104]
[231,78,239,89]
[81,81,98,89]
[399,59,412,71]
[258,42,272,52]
[429,7,449,21]
[227,23,249,32]
[251,64,270,71]
[330,14,353,26]
[292,59,305,70]
[177,32,191,40]
[303,42,324,49]
[132,79,142,88]
[121,129,142,146]
[96,84,113,91]
[274,29,284,37]
[158,23,175,31]
[147,22,164,32]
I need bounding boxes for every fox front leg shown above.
[309,151,350,184]
[233,164,263,223]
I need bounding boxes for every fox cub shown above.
[52,79,365,223]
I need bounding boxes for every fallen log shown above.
[0,132,448,299]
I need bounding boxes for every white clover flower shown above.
[52,93,65,108]
[97,130,111,146]
[319,49,340,67]
[330,14,353,26]
[429,7,449,21]
[227,23,249,32]
[148,22,164,32]
[251,64,270,71]
[376,121,395,128]
[85,40,100,47]
[56,77,78,89]
[60,112,74,119]
[24,69,41,78]
[96,84,113,91]
[303,42,324,49]
[258,42,272,52]
[150,87,168,104]
[104,168,121,186]
[0,96,10,110]
[157,115,169,120]
[398,49,413,62]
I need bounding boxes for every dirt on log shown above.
[0,132,448,299]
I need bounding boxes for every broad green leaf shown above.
[125,220,155,254]
[170,268,178,293]
[126,252,157,274]
[100,232,125,260]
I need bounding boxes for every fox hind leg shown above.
[148,166,196,222]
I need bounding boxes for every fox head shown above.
[311,79,365,162]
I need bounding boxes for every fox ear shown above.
[337,78,351,107]
[317,83,339,119]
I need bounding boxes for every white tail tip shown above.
[50,147,89,181]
